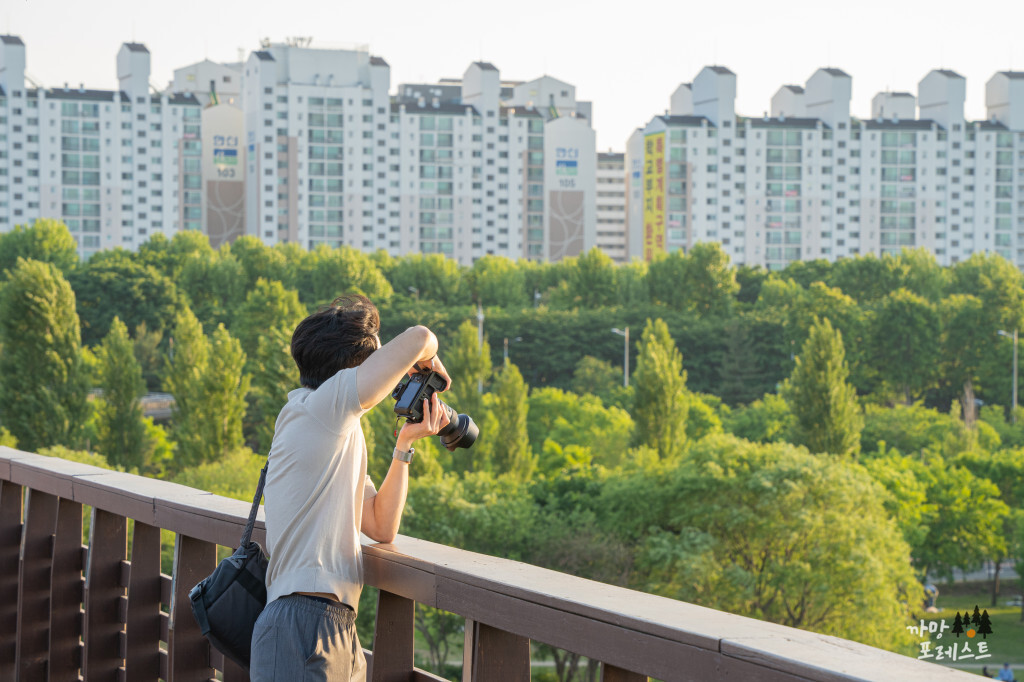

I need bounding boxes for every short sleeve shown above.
[363,474,377,499]
[303,367,368,433]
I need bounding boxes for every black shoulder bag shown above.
[189,462,269,670]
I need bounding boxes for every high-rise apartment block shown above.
[628,66,1024,269]
[5,34,1024,270]
[0,35,600,264]
[0,37,203,259]
[596,151,627,263]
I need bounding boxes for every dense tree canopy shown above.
[9,222,1024,674]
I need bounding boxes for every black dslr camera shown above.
[392,370,479,451]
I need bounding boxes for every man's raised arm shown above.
[356,325,448,410]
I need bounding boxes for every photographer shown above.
[250,294,450,681]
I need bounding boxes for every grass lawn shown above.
[914,580,1024,677]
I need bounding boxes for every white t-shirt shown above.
[263,367,377,610]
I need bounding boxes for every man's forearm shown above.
[368,452,411,544]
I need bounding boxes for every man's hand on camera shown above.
[408,355,451,391]
[396,392,451,450]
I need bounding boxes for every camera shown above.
[392,370,479,451]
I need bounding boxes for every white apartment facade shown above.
[0,37,203,260]
[0,37,601,265]
[596,151,627,263]
[241,50,597,264]
[629,66,1024,269]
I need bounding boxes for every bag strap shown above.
[240,462,268,547]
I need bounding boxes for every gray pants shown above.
[250,594,366,681]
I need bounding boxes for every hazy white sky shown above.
[4,0,1023,149]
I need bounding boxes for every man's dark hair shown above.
[291,294,380,389]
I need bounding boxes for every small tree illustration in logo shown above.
[978,609,993,639]
[971,605,982,629]
[952,612,965,637]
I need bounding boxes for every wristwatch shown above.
[393,446,414,463]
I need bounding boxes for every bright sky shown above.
[5,0,1024,150]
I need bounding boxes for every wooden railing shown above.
[0,446,976,681]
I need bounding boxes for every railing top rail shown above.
[0,447,974,682]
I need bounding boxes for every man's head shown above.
[291,294,381,389]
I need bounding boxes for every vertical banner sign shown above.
[643,132,666,260]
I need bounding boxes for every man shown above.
[996,663,1016,682]
[250,295,451,680]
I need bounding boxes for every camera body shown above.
[392,370,479,451]
[391,370,449,422]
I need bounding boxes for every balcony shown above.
[0,447,972,681]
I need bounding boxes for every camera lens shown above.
[436,400,479,451]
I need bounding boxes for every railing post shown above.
[462,619,530,682]
[168,534,215,681]
[0,479,23,680]
[49,497,84,681]
[125,521,163,681]
[83,507,127,679]
[371,589,415,682]
[16,488,58,680]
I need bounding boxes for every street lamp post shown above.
[611,327,629,388]
[999,329,1019,421]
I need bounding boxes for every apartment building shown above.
[0,37,204,259]
[628,66,1024,269]
[596,151,626,263]
[0,36,601,265]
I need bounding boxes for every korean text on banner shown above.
[643,132,666,261]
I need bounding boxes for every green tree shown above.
[570,355,622,404]
[137,230,216,281]
[612,435,919,651]
[69,256,183,347]
[860,403,958,455]
[176,246,247,332]
[466,255,528,308]
[955,448,1024,605]
[162,310,249,469]
[94,317,148,470]
[948,254,1024,409]
[198,325,251,463]
[442,319,492,429]
[163,307,210,469]
[631,318,687,459]
[0,219,78,277]
[247,326,298,454]
[294,244,393,308]
[485,363,534,480]
[827,253,905,303]
[226,235,292,290]
[132,322,165,392]
[0,259,90,451]
[680,242,740,315]
[614,260,649,307]
[897,248,948,302]
[384,253,464,306]
[527,387,634,471]
[868,289,940,403]
[232,278,307,362]
[722,393,793,443]
[781,317,863,457]
[867,450,1008,581]
[939,294,989,427]
[566,248,618,307]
